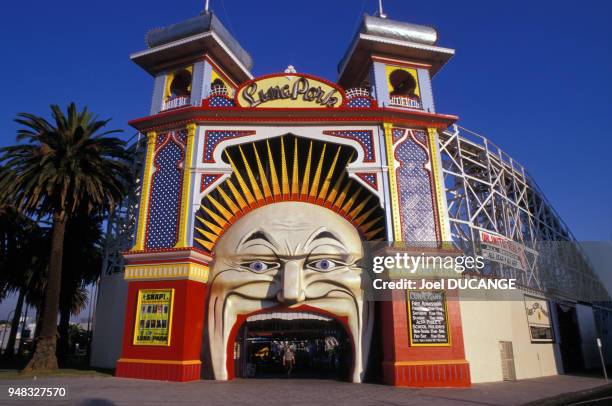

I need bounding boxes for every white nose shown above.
[277,260,305,303]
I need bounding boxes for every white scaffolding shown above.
[100,133,146,275]
[439,125,608,302]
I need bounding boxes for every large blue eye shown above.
[311,259,335,271]
[249,261,268,272]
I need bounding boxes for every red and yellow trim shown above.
[391,359,468,366]
[427,128,451,242]
[383,123,403,241]
[124,262,209,283]
[175,123,197,248]
[117,358,201,365]
[116,279,208,382]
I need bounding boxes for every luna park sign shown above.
[236,74,345,108]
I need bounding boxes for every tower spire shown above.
[205,0,210,12]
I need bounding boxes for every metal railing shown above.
[162,96,190,111]
[389,96,421,109]
[345,88,371,98]
[210,85,229,97]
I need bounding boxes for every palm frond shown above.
[0,103,131,218]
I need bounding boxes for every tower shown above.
[339,14,470,387]
[131,10,252,116]
[115,10,252,381]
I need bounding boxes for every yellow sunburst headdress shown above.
[194,135,386,251]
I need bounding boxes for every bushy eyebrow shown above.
[236,228,278,256]
[311,231,342,243]
[303,229,347,253]
[244,231,271,244]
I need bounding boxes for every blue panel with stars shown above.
[208,96,235,108]
[322,130,375,162]
[200,174,222,192]
[145,131,186,249]
[203,130,256,163]
[395,131,437,243]
[347,97,372,108]
[392,128,405,143]
[356,173,378,190]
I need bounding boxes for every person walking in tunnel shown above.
[283,344,296,377]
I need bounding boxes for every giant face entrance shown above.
[233,311,352,380]
[200,135,387,382]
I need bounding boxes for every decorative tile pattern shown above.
[194,134,387,252]
[145,131,186,249]
[322,130,375,162]
[203,130,256,163]
[392,128,405,144]
[355,173,378,190]
[395,130,437,242]
[208,96,235,108]
[200,174,223,193]
[346,97,372,108]
[413,130,427,144]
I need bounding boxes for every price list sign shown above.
[407,290,450,346]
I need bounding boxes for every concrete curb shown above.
[522,382,612,406]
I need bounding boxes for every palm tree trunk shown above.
[23,210,67,372]
[17,304,29,356]
[57,296,71,365]
[3,289,25,359]
[33,304,43,339]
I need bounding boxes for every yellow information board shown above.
[133,289,174,346]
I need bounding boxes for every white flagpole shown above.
[378,0,387,18]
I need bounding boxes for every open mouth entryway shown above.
[233,311,352,380]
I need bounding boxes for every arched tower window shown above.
[162,68,192,110]
[388,69,421,109]
[389,69,417,97]
[169,69,192,98]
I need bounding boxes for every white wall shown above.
[90,273,128,369]
[459,290,559,383]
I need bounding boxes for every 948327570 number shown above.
[8,387,66,397]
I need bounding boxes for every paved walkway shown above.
[0,374,608,405]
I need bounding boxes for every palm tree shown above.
[0,103,130,371]
[0,204,46,360]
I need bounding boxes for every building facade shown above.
[91,9,612,387]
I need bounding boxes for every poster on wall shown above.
[478,230,535,271]
[524,295,553,342]
[133,289,174,346]
[407,290,450,346]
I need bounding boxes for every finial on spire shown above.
[284,65,297,74]
[378,0,387,18]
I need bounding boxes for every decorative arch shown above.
[193,134,386,252]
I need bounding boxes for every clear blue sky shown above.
[0,0,611,243]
